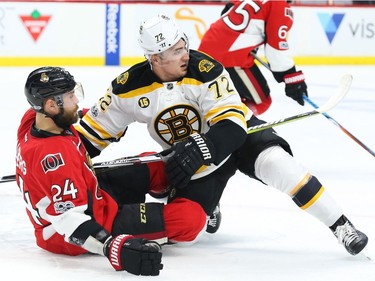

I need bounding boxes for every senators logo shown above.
[41,153,65,173]
[154,105,202,145]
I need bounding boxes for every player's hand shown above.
[283,71,308,105]
[104,234,163,275]
[161,133,215,189]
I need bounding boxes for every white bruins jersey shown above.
[76,50,249,178]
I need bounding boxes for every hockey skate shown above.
[330,215,368,256]
[206,204,221,234]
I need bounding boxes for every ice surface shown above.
[1,65,374,280]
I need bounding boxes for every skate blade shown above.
[358,247,371,261]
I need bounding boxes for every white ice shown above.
[0,65,374,281]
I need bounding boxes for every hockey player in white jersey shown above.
[76,14,368,256]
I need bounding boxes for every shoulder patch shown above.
[186,50,224,83]
[116,71,129,85]
[111,61,155,96]
[198,59,215,73]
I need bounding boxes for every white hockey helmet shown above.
[138,14,186,55]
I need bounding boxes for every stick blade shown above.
[0,175,16,183]
[317,74,352,113]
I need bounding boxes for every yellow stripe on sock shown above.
[300,186,325,210]
[288,173,311,197]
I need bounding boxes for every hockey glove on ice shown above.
[161,133,215,189]
[104,234,163,275]
[284,71,308,106]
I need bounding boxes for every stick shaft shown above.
[247,110,319,134]
[250,52,374,157]
[304,96,375,157]
[0,154,164,183]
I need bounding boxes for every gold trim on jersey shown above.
[117,82,164,99]
[206,105,246,128]
[83,114,118,139]
[181,77,204,86]
[75,125,109,149]
[77,114,125,149]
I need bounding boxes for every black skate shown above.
[330,215,368,255]
[206,204,221,234]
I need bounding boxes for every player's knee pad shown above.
[112,202,167,245]
[236,118,292,178]
[254,145,309,194]
[164,198,207,244]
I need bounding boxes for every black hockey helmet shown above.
[24,66,76,112]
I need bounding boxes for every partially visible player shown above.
[199,0,307,115]
[15,67,207,275]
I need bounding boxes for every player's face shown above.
[157,39,189,81]
[60,83,84,125]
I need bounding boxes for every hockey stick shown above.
[303,96,375,157]
[93,153,164,170]
[246,73,351,133]
[0,154,165,183]
[0,74,350,184]
[0,175,17,183]
[250,52,375,157]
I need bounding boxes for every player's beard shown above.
[53,106,79,130]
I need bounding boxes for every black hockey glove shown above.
[104,234,163,275]
[284,71,308,105]
[161,133,215,189]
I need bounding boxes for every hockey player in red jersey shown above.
[76,14,368,257]
[16,67,208,275]
[198,0,307,115]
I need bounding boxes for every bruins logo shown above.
[154,105,202,145]
[198,59,214,73]
[116,72,129,85]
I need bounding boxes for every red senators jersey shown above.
[15,109,118,255]
[199,0,295,72]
